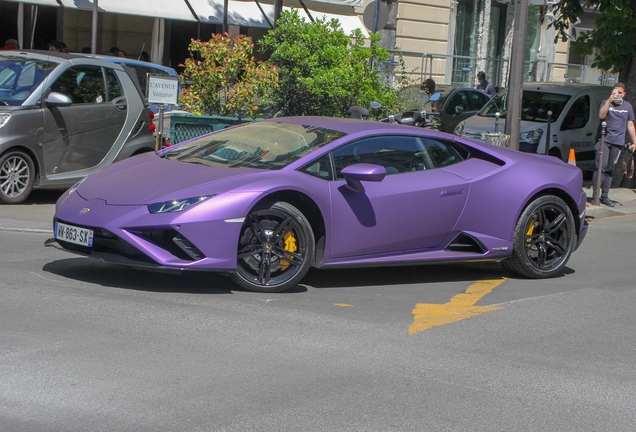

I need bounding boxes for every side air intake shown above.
[445,232,487,254]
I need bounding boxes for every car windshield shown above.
[478,89,571,122]
[0,56,57,106]
[163,121,346,169]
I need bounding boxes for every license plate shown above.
[55,221,94,247]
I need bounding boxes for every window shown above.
[420,138,463,168]
[332,136,425,178]
[561,95,590,131]
[470,91,490,110]
[300,154,333,180]
[50,66,106,104]
[447,92,469,114]
[105,68,123,101]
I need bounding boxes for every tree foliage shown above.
[259,9,399,117]
[179,33,279,118]
[551,0,636,74]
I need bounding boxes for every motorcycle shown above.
[372,94,441,129]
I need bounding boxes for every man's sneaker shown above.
[600,197,616,207]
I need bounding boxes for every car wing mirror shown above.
[455,105,464,115]
[341,163,386,193]
[45,92,72,107]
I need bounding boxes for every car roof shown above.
[76,54,178,75]
[262,116,454,138]
[521,82,613,95]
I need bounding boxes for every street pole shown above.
[504,0,529,151]
[592,122,606,206]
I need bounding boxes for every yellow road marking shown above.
[334,303,353,307]
[408,278,506,334]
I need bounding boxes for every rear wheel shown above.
[503,195,575,278]
[0,150,35,204]
[231,202,315,293]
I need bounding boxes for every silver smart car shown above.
[0,50,156,204]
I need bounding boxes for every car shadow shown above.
[301,262,509,289]
[43,257,574,294]
[43,259,238,294]
[20,189,65,205]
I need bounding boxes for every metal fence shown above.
[387,50,620,88]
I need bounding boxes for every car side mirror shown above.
[455,105,464,115]
[341,163,386,193]
[45,92,72,107]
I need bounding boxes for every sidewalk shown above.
[584,182,636,219]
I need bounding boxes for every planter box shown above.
[169,114,257,144]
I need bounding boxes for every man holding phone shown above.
[593,83,636,207]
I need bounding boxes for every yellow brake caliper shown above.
[280,231,297,271]
[525,218,536,244]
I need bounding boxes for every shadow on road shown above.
[43,256,519,294]
[21,189,65,205]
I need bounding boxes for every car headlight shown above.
[0,113,10,129]
[68,176,89,195]
[453,121,464,136]
[148,196,212,214]
[519,129,543,144]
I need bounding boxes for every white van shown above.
[453,82,613,171]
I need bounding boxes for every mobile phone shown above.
[612,89,619,95]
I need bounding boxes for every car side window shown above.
[561,95,590,131]
[299,154,333,180]
[332,136,424,179]
[446,91,468,114]
[420,138,463,168]
[471,91,489,110]
[50,66,106,104]
[105,68,123,101]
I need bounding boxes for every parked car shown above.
[76,54,181,114]
[435,87,492,133]
[0,50,156,204]
[397,84,490,133]
[46,117,588,293]
[453,82,613,171]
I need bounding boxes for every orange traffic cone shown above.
[568,148,576,165]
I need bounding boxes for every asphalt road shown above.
[1,196,636,431]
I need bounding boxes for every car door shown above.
[41,65,128,176]
[560,94,596,165]
[326,135,468,259]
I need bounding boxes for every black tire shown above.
[231,201,315,293]
[0,150,35,204]
[502,195,576,279]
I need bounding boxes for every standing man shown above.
[476,71,497,98]
[594,82,636,207]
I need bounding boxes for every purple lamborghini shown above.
[45,117,588,292]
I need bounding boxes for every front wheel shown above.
[231,202,315,293]
[503,195,576,279]
[0,150,35,204]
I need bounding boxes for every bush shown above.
[179,33,279,118]
[260,9,398,117]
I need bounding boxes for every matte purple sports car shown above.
[45,117,588,292]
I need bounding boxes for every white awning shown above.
[1,0,61,6]
[188,0,367,36]
[57,0,198,22]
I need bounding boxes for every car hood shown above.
[77,152,266,205]
[460,115,548,138]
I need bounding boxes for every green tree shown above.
[179,33,279,118]
[551,0,636,87]
[260,9,399,117]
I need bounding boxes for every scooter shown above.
[373,94,441,129]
